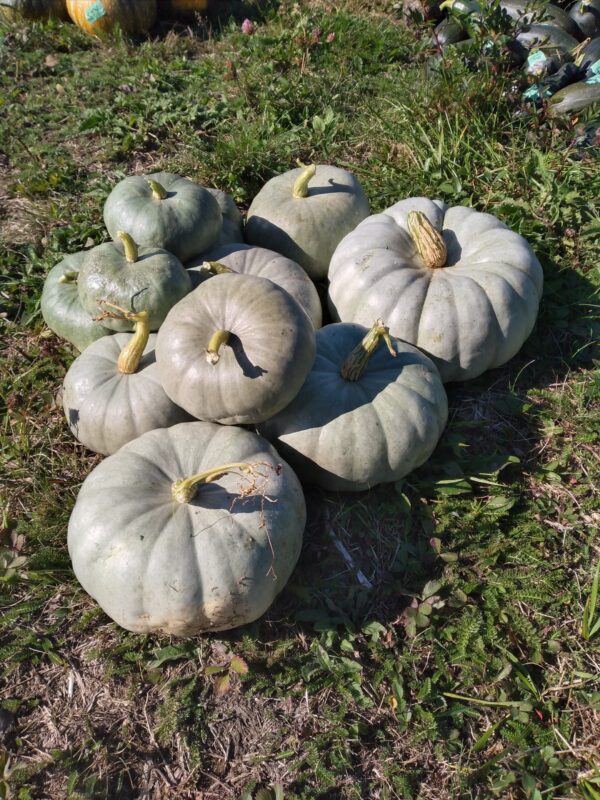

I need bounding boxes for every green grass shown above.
[1,2,599,798]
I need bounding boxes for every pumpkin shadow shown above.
[187,483,264,516]
[229,334,268,379]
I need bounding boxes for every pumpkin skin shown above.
[258,322,448,492]
[187,243,323,329]
[328,197,543,383]
[40,252,112,351]
[77,236,191,332]
[66,0,156,35]
[104,172,222,263]
[205,188,244,249]
[62,332,191,455]
[0,0,68,20]
[244,164,370,282]
[155,273,316,425]
[67,421,306,636]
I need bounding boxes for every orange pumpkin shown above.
[66,0,156,35]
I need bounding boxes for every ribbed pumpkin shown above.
[259,321,448,492]
[40,252,112,351]
[62,305,190,455]
[155,273,316,425]
[204,188,244,250]
[187,243,323,329]
[67,421,306,636]
[66,0,156,35]
[77,232,191,332]
[328,197,543,383]
[0,0,68,19]
[245,163,370,282]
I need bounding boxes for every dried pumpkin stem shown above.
[94,301,150,374]
[407,211,447,269]
[340,319,396,381]
[206,329,231,364]
[146,178,168,200]
[58,270,79,284]
[292,163,317,199]
[203,260,235,275]
[172,462,254,504]
[117,231,139,264]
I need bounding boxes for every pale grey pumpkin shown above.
[155,273,316,425]
[77,232,191,332]
[244,164,370,282]
[104,172,222,263]
[67,421,305,636]
[258,321,448,492]
[328,198,543,383]
[205,188,244,249]
[186,243,323,329]
[40,252,112,351]
[62,307,190,455]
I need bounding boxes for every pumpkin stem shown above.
[572,37,591,64]
[340,319,396,381]
[58,270,79,284]
[117,231,139,264]
[203,260,236,275]
[146,178,168,201]
[172,462,254,504]
[407,211,447,269]
[292,163,317,199]
[206,329,231,364]
[94,301,150,374]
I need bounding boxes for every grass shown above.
[1,1,599,798]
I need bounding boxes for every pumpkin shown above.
[186,243,323,329]
[67,421,305,635]
[0,0,68,20]
[155,273,316,425]
[40,252,112,351]
[77,231,191,332]
[328,198,543,383]
[62,305,190,455]
[204,188,244,250]
[568,0,600,38]
[66,0,155,34]
[103,172,222,264]
[258,320,448,492]
[244,163,370,282]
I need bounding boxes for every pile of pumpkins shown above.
[0,0,208,34]
[426,0,600,116]
[40,165,543,637]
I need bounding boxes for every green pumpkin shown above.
[328,198,543,383]
[155,273,316,425]
[204,188,244,250]
[77,232,191,332]
[0,0,68,20]
[187,243,323,329]
[244,164,370,282]
[40,252,112,351]
[103,172,222,263]
[67,421,305,636]
[62,307,190,455]
[259,321,448,492]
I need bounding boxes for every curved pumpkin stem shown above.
[292,163,317,199]
[203,260,236,275]
[206,329,231,364]
[117,231,139,264]
[58,270,79,284]
[407,211,447,269]
[340,319,396,381]
[94,301,150,374]
[172,462,254,504]
[146,178,168,200]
